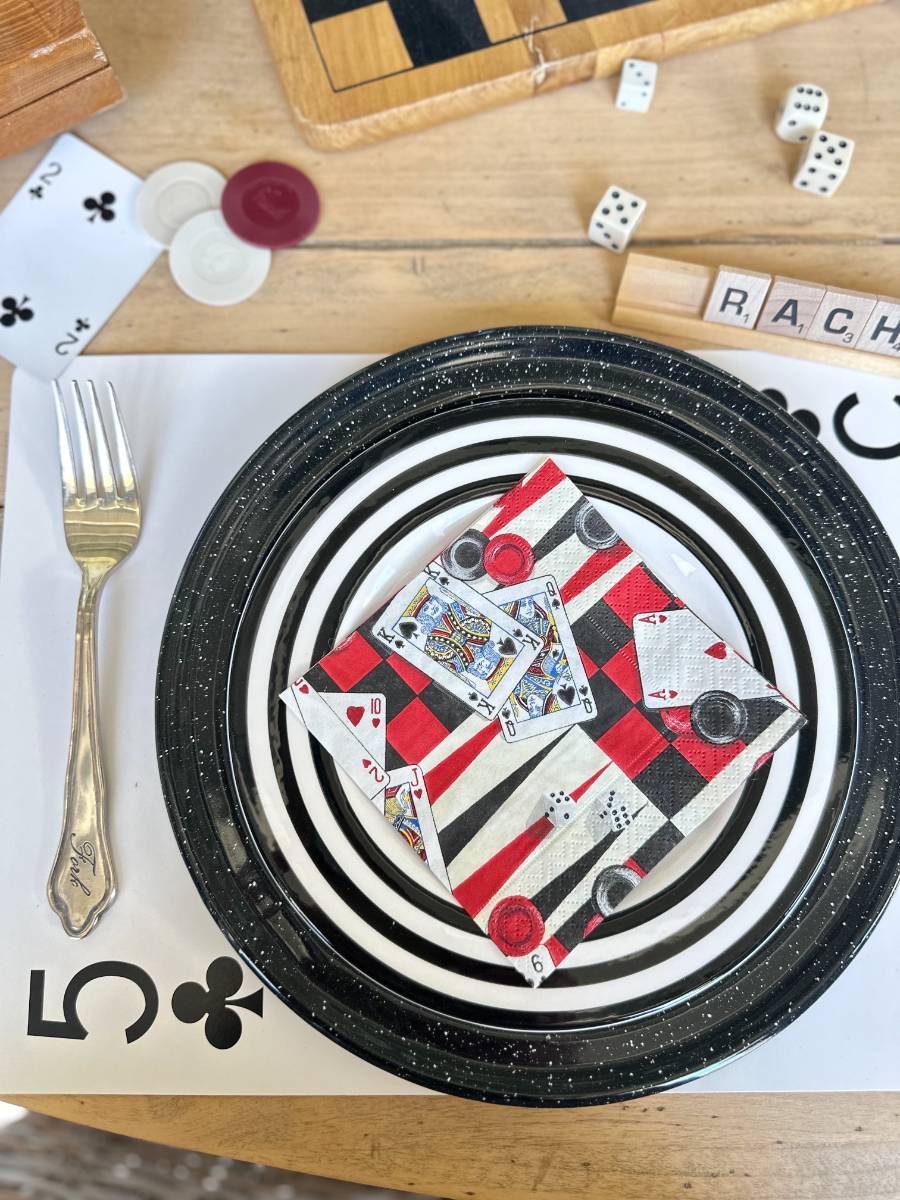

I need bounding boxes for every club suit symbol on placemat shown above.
[1,296,34,327]
[83,191,116,222]
[171,957,264,1049]
[833,392,900,460]
[762,387,821,437]
[765,385,900,460]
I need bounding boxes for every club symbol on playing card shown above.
[29,186,43,199]
[75,318,90,333]
[171,957,263,1050]
[1,296,34,327]
[83,191,116,222]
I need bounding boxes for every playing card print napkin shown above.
[282,459,805,985]
[0,133,162,380]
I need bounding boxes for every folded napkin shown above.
[282,458,804,985]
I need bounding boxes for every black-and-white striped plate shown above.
[157,328,900,1105]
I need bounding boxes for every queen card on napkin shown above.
[282,458,805,985]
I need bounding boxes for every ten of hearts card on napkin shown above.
[0,134,162,380]
[282,458,805,986]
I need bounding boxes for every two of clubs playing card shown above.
[0,133,162,380]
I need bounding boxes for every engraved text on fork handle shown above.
[48,571,117,937]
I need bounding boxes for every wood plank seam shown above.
[277,237,900,250]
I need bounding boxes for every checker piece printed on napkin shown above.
[282,458,805,986]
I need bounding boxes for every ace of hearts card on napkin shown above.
[282,458,805,986]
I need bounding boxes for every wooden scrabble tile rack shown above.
[0,0,124,157]
[612,252,900,378]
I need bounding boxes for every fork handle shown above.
[48,573,116,937]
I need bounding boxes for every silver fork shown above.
[48,380,141,937]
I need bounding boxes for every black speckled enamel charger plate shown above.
[157,328,900,1105]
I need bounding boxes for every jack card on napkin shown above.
[283,458,805,985]
[0,134,162,381]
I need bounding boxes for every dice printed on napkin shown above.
[282,458,805,985]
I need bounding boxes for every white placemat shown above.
[1,350,898,1095]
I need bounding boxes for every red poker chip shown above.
[487,895,544,956]
[222,161,320,249]
[483,532,535,584]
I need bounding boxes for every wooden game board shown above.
[253,0,880,149]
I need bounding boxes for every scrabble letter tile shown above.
[793,131,854,197]
[756,276,826,340]
[806,288,877,348]
[588,185,646,254]
[616,59,657,113]
[703,266,772,328]
[857,297,900,357]
[775,82,828,143]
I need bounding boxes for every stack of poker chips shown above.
[135,160,320,306]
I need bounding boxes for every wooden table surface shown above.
[2,2,899,1196]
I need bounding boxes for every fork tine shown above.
[71,382,97,503]
[83,381,117,502]
[105,383,138,504]
[52,381,79,506]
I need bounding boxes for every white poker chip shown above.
[169,211,271,307]
[137,161,227,246]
